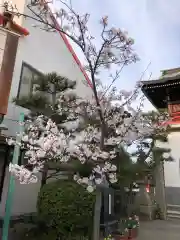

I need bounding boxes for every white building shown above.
[0,0,92,217]
[142,67,180,219]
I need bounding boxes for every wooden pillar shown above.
[0,30,19,115]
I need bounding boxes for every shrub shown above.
[37,180,95,239]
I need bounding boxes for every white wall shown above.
[157,129,180,188]
[164,131,180,188]
[0,168,69,217]
[9,3,92,101]
[3,1,93,136]
[0,168,42,217]
[0,1,93,217]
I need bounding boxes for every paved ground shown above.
[0,220,180,239]
[0,229,18,240]
[138,219,180,240]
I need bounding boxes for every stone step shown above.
[167,209,180,220]
[167,204,180,210]
[167,210,180,215]
[167,205,180,218]
[167,214,180,220]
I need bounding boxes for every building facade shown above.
[142,67,180,219]
[0,0,92,217]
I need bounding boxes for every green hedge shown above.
[37,180,95,239]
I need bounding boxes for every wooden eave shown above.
[141,75,180,89]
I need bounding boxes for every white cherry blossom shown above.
[3,0,169,192]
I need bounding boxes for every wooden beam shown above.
[0,32,19,115]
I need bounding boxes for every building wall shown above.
[3,1,93,137]
[157,128,180,206]
[0,1,93,217]
[164,131,180,205]
[0,168,42,217]
[0,168,68,217]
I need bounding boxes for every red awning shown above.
[0,14,29,36]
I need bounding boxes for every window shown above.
[17,62,42,99]
[0,145,7,201]
[0,145,23,201]
[7,146,25,166]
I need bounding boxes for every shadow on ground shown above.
[138,219,180,240]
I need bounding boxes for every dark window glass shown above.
[0,144,8,201]
[18,62,42,98]
[7,147,26,166]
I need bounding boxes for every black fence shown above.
[100,187,137,236]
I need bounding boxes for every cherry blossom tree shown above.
[3,0,169,239]
[115,110,171,188]
[3,0,144,186]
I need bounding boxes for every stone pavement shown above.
[138,219,180,240]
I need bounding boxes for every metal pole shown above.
[93,189,102,240]
[2,112,24,240]
[0,114,4,124]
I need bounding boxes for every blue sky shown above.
[54,0,180,109]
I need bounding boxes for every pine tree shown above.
[13,72,77,186]
[13,72,76,120]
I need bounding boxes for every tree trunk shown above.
[51,84,56,110]
[41,163,48,188]
[40,85,56,188]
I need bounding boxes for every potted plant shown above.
[128,226,138,239]
[126,215,139,239]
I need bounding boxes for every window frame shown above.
[17,61,43,99]
[0,144,8,201]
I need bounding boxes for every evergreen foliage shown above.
[37,180,95,239]
[13,72,76,122]
[13,72,77,185]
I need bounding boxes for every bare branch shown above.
[100,63,125,100]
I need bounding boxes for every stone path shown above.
[138,219,180,240]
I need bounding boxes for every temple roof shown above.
[141,68,180,109]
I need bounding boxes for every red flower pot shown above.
[128,228,138,239]
[113,235,129,240]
